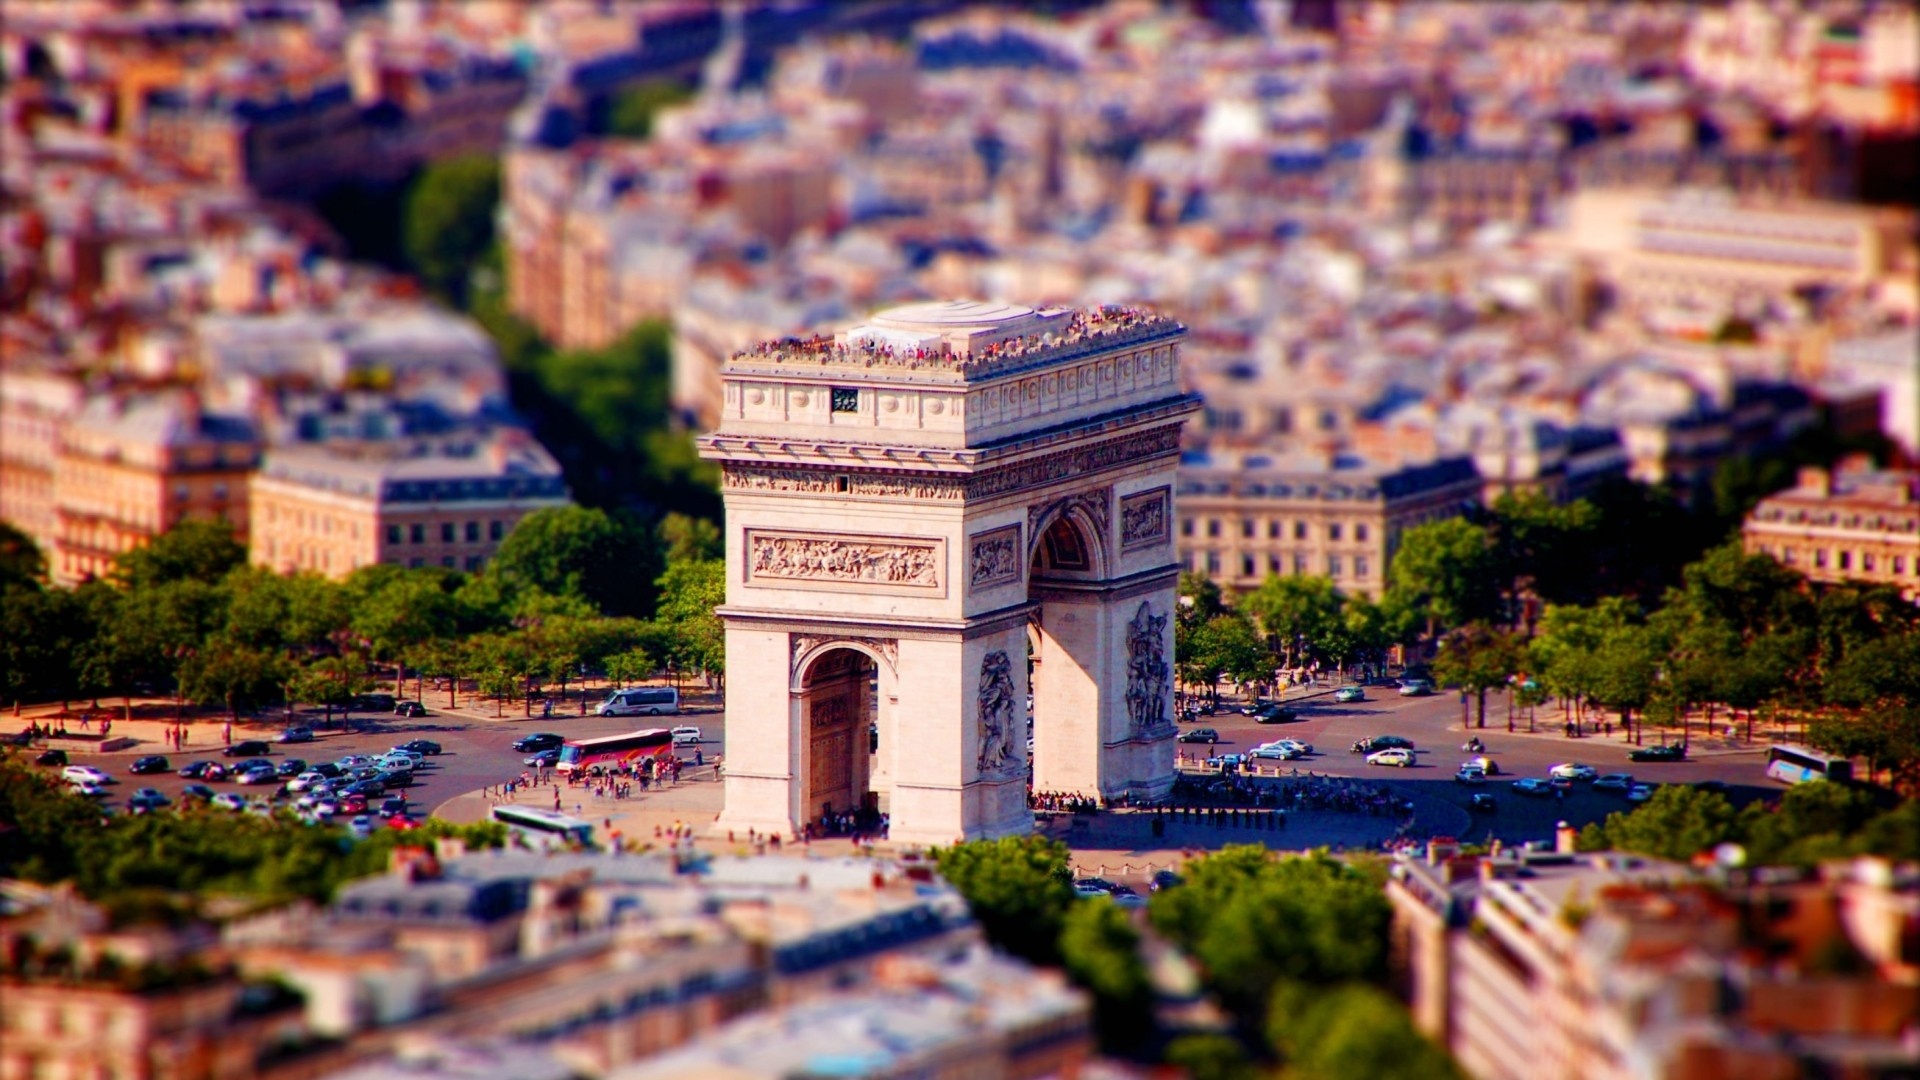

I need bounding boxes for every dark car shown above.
[222,740,271,758]
[34,748,67,767]
[1177,728,1220,744]
[1469,793,1498,812]
[511,732,565,753]
[341,779,387,798]
[524,749,561,768]
[375,769,413,788]
[178,760,226,780]
[1253,704,1298,724]
[379,795,408,817]
[311,761,344,779]
[395,701,428,718]
[180,783,217,802]
[127,788,171,812]
[356,694,396,713]
[275,758,308,778]
[129,755,171,775]
[1628,743,1687,763]
[396,739,442,756]
[1351,735,1415,753]
[1150,869,1183,892]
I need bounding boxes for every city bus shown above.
[555,728,676,777]
[1765,744,1854,785]
[491,805,595,849]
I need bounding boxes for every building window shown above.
[1329,523,1343,541]
[441,556,455,568]
[1327,554,1343,577]
[1242,555,1256,577]
[465,521,480,542]
[1355,555,1370,577]
[441,523,455,543]
[1268,520,1282,539]
[466,556,484,571]
[1269,554,1282,573]
[831,387,860,413]
[1838,550,1851,570]
[409,557,424,568]
[1242,519,1255,539]
[1181,551,1195,572]
[1895,556,1908,575]
[1180,517,1195,538]
[1356,523,1369,541]
[1206,519,1221,539]
[1294,521,1307,540]
[1862,552,1876,571]
[490,520,504,541]
[1814,549,1828,568]
[1293,553,1308,574]
[1205,551,1221,574]
[386,525,401,545]
[410,524,424,544]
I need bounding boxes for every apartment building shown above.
[0,367,83,566]
[51,391,259,586]
[1389,842,1920,1080]
[1175,448,1482,598]
[248,431,570,579]
[1743,464,1920,598]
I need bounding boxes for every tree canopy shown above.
[402,155,500,305]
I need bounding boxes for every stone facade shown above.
[699,301,1198,846]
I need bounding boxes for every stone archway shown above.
[701,301,1198,845]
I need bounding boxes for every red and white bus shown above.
[555,728,675,776]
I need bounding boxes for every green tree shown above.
[1484,490,1599,614]
[1058,898,1155,1053]
[178,636,289,722]
[931,835,1077,966]
[402,155,499,305]
[650,556,725,684]
[1272,982,1465,1080]
[111,520,245,590]
[1431,622,1525,729]
[1383,517,1499,638]
[1241,575,1343,672]
[0,521,46,590]
[487,505,658,617]
[604,79,694,139]
[1576,783,1739,862]
[348,569,461,696]
[658,512,722,564]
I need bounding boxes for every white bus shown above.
[1765,744,1854,785]
[491,805,595,849]
[597,686,681,716]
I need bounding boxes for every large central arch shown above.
[699,301,1197,846]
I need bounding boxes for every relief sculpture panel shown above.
[747,531,945,594]
[976,650,1021,779]
[968,525,1022,589]
[1120,486,1171,551]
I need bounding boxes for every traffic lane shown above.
[1387,773,1786,846]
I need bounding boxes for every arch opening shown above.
[797,647,887,836]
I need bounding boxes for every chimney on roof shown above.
[1797,466,1831,496]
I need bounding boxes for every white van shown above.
[597,687,681,717]
[671,726,701,746]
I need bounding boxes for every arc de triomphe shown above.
[697,301,1199,846]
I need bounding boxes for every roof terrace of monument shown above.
[723,302,1186,384]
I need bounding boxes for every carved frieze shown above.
[1120,486,1171,551]
[968,525,1022,589]
[723,466,966,501]
[976,650,1021,779]
[747,531,944,593]
[966,426,1182,500]
[809,696,850,733]
[790,634,899,679]
[1124,600,1173,737]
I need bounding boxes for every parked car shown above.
[341,779,387,798]
[1468,793,1498,812]
[379,796,409,817]
[310,762,344,779]
[69,780,109,797]
[1178,728,1220,744]
[1366,748,1416,767]
[395,701,428,718]
[356,694,396,713]
[62,764,111,786]
[1332,686,1366,703]
[127,787,170,811]
[375,769,413,789]
[1593,773,1634,792]
[275,727,314,744]
[222,740,271,758]
[376,753,417,772]
[1150,869,1183,892]
[179,783,216,802]
[1628,743,1687,763]
[1351,735,1414,753]
[1626,783,1656,803]
[210,792,248,812]
[396,740,441,756]
[33,748,67,767]
[177,760,226,781]
[524,749,561,768]
[128,755,171,775]
[1397,678,1435,697]
[1511,778,1554,797]
[275,758,308,778]
[234,763,280,785]
[1252,704,1298,724]
[511,732,564,753]
[1455,765,1487,785]
[348,815,377,839]
[287,771,326,793]
[1549,763,1598,782]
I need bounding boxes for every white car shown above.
[1249,743,1302,760]
[1626,783,1656,803]
[1397,678,1434,697]
[62,765,111,786]
[1593,773,1634,792]
[210,793,248,812]
[1549,763,1598,782]
[69,780,110,797]
[1455,765,1487,785]
[1366,748,1416,767]
[275,727,314,744]
[671,726,702,746]
[1268,738,1313,755]
[376,754,416,773]
[385,747,425,765]
[287,771,326,793]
